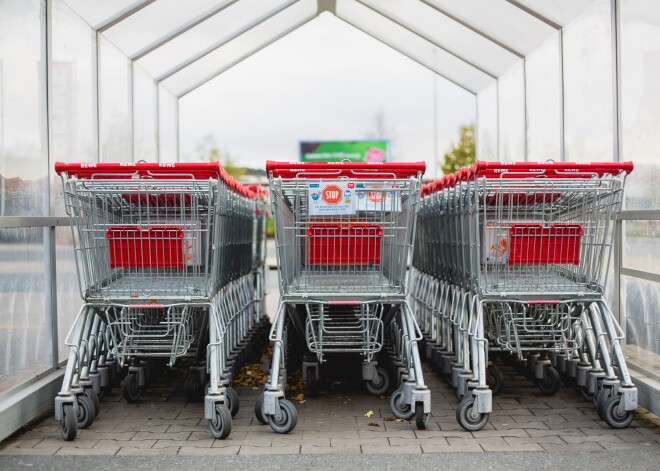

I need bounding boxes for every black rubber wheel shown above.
[208,404,232,439]
[486,365,504,396]
[84,387,100,417]
[415,402,429,430]
[364,367,390,396]
[254,393,267,425]
[390,388,414,420]
[184,372,203,403]
[580,385,595,402]
[76,395,96,429]
[122,373,142,403]
[225,387,240,418]
[602,395,635,429]
[596,387,612,419]
[306,366,318,398]
[456,396,489,432]
[60,404,77,441]
[268,399,297,434]
[537,367,561,396]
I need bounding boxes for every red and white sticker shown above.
[309,181,356,216]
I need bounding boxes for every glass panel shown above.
[477,82,498,161]
[137,0,295,79]
[51,0,98,216]
[515,0,597,27]
[158,87,178,162]
[497,63,525,162]
[424,0,556,55]
[525,33,561,162]
[62,0,145,29]
[358,0,519,77]
[623,220,660,276]
[623,275,660,375]
[56,226,80,364]
[621,0,660,210]
[133,65,157,161]
[102,0,234,58]
[0,228,52,394]
[179,12,474,172]
[563,0,613,162]
[99,37,132,162]
[336,0,492,94]
[0,0,48,217]
[163,0,318,97]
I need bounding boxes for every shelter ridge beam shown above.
[97,0,157,32]
[419,0,524,58]
[504,0,561,30]
[354,0,497,79]
[131,0,242,61]
[156,0,299,83]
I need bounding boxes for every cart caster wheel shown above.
[268,399,297,434]
[486,365,504,396]
[364,367,390,396]
[255,393,267,425]
[208,404,232,439]
[456,396,489,432]
[579,385,594,402]
[306,367,318,398]
[415,402,429,430]
[122,373,143,403]
[76,395,96,429]
[595,387,612,419]
[603,395,635,429]
[60,404,77,441]
[184,372,203,403]
[390,387,414,420]
[225,387,240,418]
[83,387,100,417]
[537,367,561,396]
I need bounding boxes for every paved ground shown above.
[0,355,659,458]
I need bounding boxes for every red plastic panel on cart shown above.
[306,224,383,265]
[508,224,583,265]
[107,226,185,269]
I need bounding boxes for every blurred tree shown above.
[196,134,246,179]
[441,124,475,175]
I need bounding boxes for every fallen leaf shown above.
[364,410,374,418]
[299,400,306,404]
[378,395,386,400]
[368,422,380,427]
[292,393,305,401]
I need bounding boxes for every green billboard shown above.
[299,141,389,163]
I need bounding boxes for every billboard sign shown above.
[300,141,388,163]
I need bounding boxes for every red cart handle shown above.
[266,160,426,179]
[465,161,634,180]
[55,161,258,199]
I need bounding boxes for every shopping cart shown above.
[258,160,431,433]
[54,162,263,441]
[412,161,637,430]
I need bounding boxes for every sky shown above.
[178,12,475,179]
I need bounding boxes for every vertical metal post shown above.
[611,0,624,330]
[558,30,566,162]
[130,60,136,162]
[522,59,528,162]
[433,71,438,177]
[43,0,59,367]
[93,31,100,162]
[96,32,103,161]
[496,79,500,162]
[175,97,180,162]
[155,82,160,162]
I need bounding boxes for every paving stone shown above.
[117,447,180,456]
[239,445,300,455]
[153,439,213,449]
[421,443,483,453]
[55,447,119,455]
[178,446,240,455]
[471,429,530,438]
[540,442,605,452]
[331,437,389,447]
[300,445,361,455]
[481,443,543,452]
[361,444,421,454]
[132,431,191,441]
[0,447,58,456]
[95,439,156,449]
